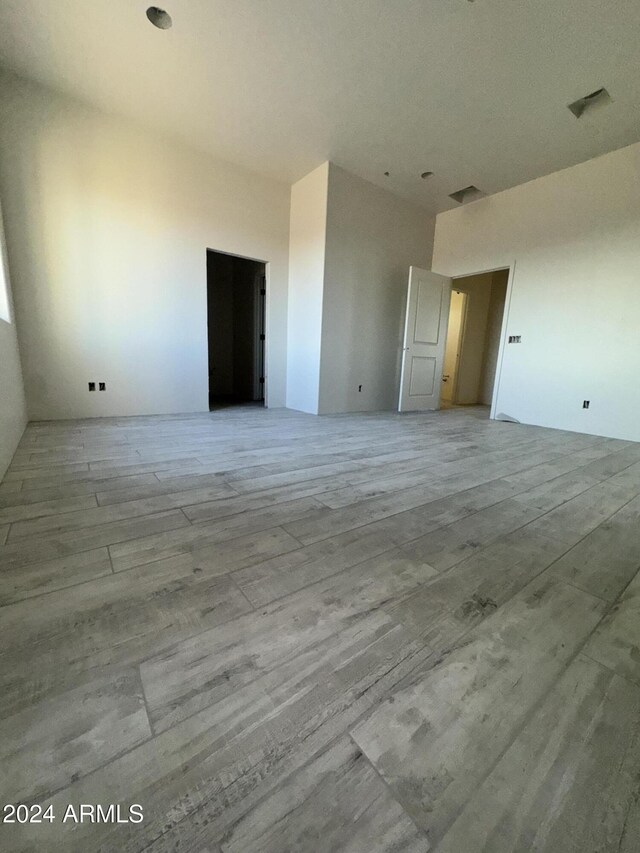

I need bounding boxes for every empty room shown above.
[1,2,640,851]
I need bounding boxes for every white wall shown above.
[0,201,27,478]
[0,72,290,420]
[319,164,435,414]
[286,163,329,415]
[433,141,640,442]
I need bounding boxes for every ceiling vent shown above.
[567,87,611,118]
[449,185,485,204]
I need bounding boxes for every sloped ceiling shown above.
[0,0,639,212]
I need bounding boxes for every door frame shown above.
[448,261,516,420]
[252,270,267,402]
[205,248,270,409]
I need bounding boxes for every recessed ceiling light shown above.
[146,7,172,29]
[384,171,390,177]
[421,171,433,180]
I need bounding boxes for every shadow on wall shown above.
[0,199,28,477]
[0,71,291,418]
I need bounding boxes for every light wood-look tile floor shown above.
[1,405,640,852]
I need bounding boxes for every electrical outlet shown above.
[583,400,590,409]
[99,382,106,391]
[88,382,96,391]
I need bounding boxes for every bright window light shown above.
[0,202,11,323]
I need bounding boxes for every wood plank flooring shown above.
[1,405,640,852]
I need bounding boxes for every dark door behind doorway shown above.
[206,250,266,410]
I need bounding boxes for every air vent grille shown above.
[568,87,611,118]
[449,185,485,204]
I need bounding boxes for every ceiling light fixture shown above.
[421,171,433,179]
[146,7,172,29]
[384,171,390,177]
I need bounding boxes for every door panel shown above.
[399,267,452,412]
[409,357,437,397]
[414,280,443,344]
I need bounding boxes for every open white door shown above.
[398,267,452,412]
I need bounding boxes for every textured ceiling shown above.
[0,0,639,212]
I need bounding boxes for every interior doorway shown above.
[206,249,266,410]
[441,289,467,405]
[443,268,509,408]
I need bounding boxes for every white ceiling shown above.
[0,0,639,213]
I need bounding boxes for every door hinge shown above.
[259,377,265,384]
[260,288,266,296]
[259,333,265,341]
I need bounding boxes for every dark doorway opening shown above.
[206,250,266,410]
